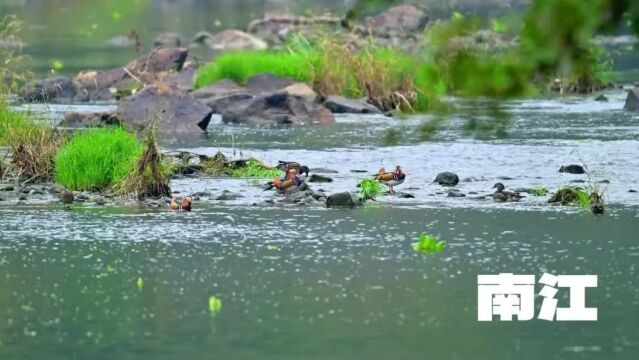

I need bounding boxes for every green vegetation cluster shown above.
[54,128,142,191]
[358,178,385,200]
[413,234,447,254]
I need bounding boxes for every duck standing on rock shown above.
[375,166,406,195]
[169,197,193,212]
[492,183,522,202]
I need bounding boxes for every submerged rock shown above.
[323,96,382,114]
[309,174,333,183]
[20,76,76,102]
[624,88,639,111]
[116,85,212,134]
[367,5,429,37]
[594,94,608,102]
[434,172,460,186]
[326,192,361,208]
[221,91,334,126]
[559,164,586,174]
[216,191,244,201]
[61,111,122,127]
[447,189,466,198]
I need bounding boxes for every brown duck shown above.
[264,169,305,192]
[276,161,310,177]
[492,183,522,202]
[374,166,406,194]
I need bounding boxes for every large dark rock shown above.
[193,79,247,99]
[367,5,429,37]
[221,91,335,126]
[246,73,295,94]
[326,192,360,208]
[559,164,586,174]
[323,95,382,114]
[309,174,333,183]
[116,85,212,134]
[73,67,136,102]
[20,76,76,102]
[434,172,460,186]
[624,88,639,111]
[206,93,255,114]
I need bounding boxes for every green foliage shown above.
[413,234,447,254]
[55,128,142,191]
[358,178,384,200]
[136,277,144,291]
[194,51,320,88]
[209,296,222,316]
[231,159,280,179]
[529,187,550,196]
[575,188,592,209]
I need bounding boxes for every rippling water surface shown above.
[1,94,639,359]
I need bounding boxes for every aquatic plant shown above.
[529,187,550,196]
[209,296,222,316]
[231,159,280,179]
[413,233,447,254]
[358,178,384,200]
[548,185,603,212]
[55,127,142,191]
[575,188,591,209]
[136,277,144,291]
[114,125,171,200]
[0,99,61,182]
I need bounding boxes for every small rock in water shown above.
[216,191,243,201]
[624,88,639,111]
[559,164,586,174]
[594,94,608,102]
[350,170,368,173]
[497,176,514,180]
[597,179,610,184]
[94,197,107,206]
[434,172,460,186]
[309,174,333,183]
[447,189,466,198]
[18,194,27,201]
[311,168,339,174]
[29,189,43,195]
[629,189,637,193]
[394,192,415,199]
[571,179,586,183]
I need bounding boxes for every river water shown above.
[1,92,638,359]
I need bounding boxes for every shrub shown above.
[358,178,384,200]
[0,99,61,182]
[55,128,142,191]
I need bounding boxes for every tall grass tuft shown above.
[55,128,142,191]
[358,178,384,200]
[113,125,171,199]
[0,15,31,93]
[0,99,61,182]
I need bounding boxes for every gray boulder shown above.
[559,164,586,174]
[624,88,639,111]
[221,91,335,126]
[434,172,460,186]
[61,112,122,127]
[326,192,361,208]
[196,29,267,50]
[20,76,76,102]
[323,95,382,114]
[73,68,134,102]
[206,93,255,114]
[126,47,188,73]
[367,5,429,37]
[116,85,212,134]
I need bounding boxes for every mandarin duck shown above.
[375,166,406,194]
[264,169,305,192]
[492,183,522,202]
[276,161,309,177]
[169,197,193,211]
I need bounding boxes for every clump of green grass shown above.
[209,296,222,317]
[194,51,321,88]
[0,98,61,182]
[55,128,142,191]
[231,159,280,179]
[575,188,591,210]
[413,234,447,254]
[358,178,384,200]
